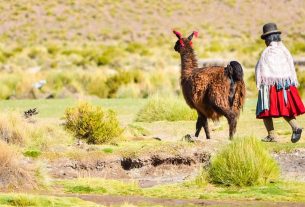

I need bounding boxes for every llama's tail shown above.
[226,61,244,107]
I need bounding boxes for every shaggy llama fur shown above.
[173,31,246,140]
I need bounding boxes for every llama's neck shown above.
[180,48,198,78]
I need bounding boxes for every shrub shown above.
[106,70,144,98]
[63,102,123,144]
[125,42,152,56]
[208,137,280,186]
[135,96,197,122]
[0,73,21,99]
[85,75,109,98]
[115,83,141,98]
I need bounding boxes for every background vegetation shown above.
[0,0,305,99]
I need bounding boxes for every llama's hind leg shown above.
[195,114,210,139]
[211,104,237,140]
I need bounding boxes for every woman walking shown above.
[256,23,305,143]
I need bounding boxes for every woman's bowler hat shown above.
[261,23,281,39]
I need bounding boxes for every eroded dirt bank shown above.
[48,147,211,187]
[47,147,305,187]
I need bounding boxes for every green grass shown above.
[58,178,141,196]
[0,98,146,119]
[265,142,305,153]
[208,137,280,186]
[1,97,305,149]
[57,178,305,202]
[135,96,197,122]
[23,149,41,158]
[0,193,101,207]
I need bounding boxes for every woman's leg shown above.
[284,117,302,143]
[284,117,299,130]
[262,118,276,141]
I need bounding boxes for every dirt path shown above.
[52,193,305,207]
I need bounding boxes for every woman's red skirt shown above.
[257,85,305,119]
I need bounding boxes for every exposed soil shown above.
[52,194,305,207]
[273,148,305,182]
[48,147,211,187]
[46,145,305,188]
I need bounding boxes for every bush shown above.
[208,137,280,186]
[106,70,144,98]
[0,73,21,99]
[135,96,197,122]
[115,83,141,98]
[63,102,123,144]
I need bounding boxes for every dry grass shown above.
[0,141,37,190]
[0,112,27,145]
[0,111,74,150]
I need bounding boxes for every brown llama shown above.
[173,30,246,140]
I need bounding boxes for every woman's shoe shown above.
[261,135,277,142]
[291,128,303,143]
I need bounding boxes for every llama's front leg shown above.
[228,115,237,140]
[202,115,210,139]
[195,116,203,137]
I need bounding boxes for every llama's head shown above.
[173,30,198,53]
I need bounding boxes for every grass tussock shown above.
[63,102,123,144]
[135,96,197,122]
[0,111,73,150]
[208,137,280,186]
[0,112,26,145]
[0,141,37,190]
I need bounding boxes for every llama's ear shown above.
[173,30,182,39]
[188,31,199,41]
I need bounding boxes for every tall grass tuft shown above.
[135,96,197,122]
[0,111,73,150]
[208,137,280,186]
[0,112,27,145]
[0,141,37,189]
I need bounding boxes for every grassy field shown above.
[1,0,305,101]
[1,97,305,147]
[0,98,305,206]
